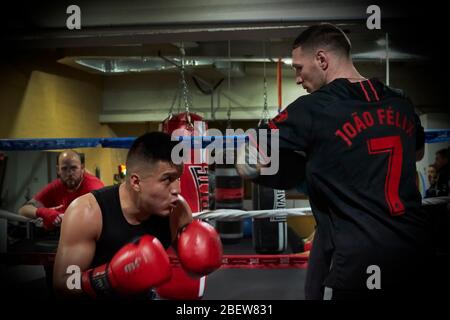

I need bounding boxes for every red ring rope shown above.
[1,252,309,269]
[170,253,309,269]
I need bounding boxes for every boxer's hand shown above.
[177,220,223,276]
[53,214,64,227]
[236,139,262,179]
[81,235,172,297]
[36,206,63,230]
[236,133,270,180]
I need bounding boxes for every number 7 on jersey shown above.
[367,136,405,216]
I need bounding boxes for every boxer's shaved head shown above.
[57,149,84,191]
[57,150,82,165]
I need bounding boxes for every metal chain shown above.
[259,41,270,126]
[179,42,193,125]
[227,40,232,128]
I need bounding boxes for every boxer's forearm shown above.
[170,195,193,243]
[18,204,38,219]
[18,198,43,219]
[53,272,84,297]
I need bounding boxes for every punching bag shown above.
[215,149,244,243]
[252,184,287,254]
[161,112,209,213]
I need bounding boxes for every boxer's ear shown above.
[129,173,141,191]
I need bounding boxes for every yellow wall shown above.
[0,58,128,185]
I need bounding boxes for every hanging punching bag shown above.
[160,112,209,213]
[252,184,287,254]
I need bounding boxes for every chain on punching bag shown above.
[252,184,288,254]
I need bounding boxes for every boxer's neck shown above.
[119,183,148,225]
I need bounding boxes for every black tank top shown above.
[90,185,172,268]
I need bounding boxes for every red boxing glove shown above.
[36,207,61,230]
[177,220,223,276]
[82,235,172,297]
[156,267,206,300]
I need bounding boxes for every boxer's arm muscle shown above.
[53,194,101,296]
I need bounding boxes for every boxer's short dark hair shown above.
[292,23,351,57]
[126,131,180,170]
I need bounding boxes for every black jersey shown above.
[90,185,172,268]
[262,78,432,290]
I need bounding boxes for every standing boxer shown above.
[53,132,222,298]
[237,23,432,300]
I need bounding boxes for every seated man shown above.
[53,132,222,298]
[434,148,450,197]
[425,164,438,198]
[18,150,104,230]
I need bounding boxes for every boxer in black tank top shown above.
[90,185,172,268]
[53,132,195,297]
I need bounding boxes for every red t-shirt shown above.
[34,173,104,212]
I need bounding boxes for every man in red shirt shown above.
[18,150,104,230]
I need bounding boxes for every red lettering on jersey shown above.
[377,109,386,125]
[352,112,367,133]
[343,122,357,138]
[335,108,415,149]
[362,112,374,127]
[273,109,288,123]
[335,129,352,147]
[386,107,394,126]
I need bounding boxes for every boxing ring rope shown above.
[0,207,313,225]
[3,196,447,225]
[2,196,447,225]
[0,128,449,150]
[0,209,32,223]
[169,254,309,270]
[0,136,249,150]
[193,207,312,220]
